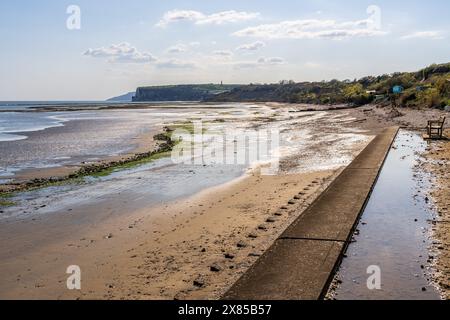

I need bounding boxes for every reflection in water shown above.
[329,130,440,300]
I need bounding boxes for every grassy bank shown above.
[208,62,450,109]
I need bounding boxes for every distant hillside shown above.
[133,84,243,102]
[107,92,135,102]
[208,62,450,109]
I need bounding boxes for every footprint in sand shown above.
[237,241,247,248]
[258,224,268,231]
[224,253,235,260]
[210,263,222,272]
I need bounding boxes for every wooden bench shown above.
[426,116,446,139]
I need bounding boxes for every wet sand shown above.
[0,168,339,299]
[0,115,162,186]
[419,129,450,299]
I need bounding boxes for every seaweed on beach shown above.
[0,126,182,197]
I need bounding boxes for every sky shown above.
[0,0,449,101]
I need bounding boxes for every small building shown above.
[392,85,404,94]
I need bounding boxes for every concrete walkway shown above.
[223,127,399,300]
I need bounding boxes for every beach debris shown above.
[105,233,113,239]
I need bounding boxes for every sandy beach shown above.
[418,129,450,299]
[0,103,448,300]
[0,103,371,299]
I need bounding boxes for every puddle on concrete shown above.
[328,130,441,300]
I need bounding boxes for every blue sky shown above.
[0,0,449,100]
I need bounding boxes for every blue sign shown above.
[393,85,404,94]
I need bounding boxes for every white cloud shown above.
[166,44,188,54]
[234,57,285,69]
[236,41,266,51]
[166,42,201,54]
[156,9,260,27]
[156,59,198,69]
[233,19,387,40]
[213,50,233,57]
[401,31,444,40]
[83,43,156,63]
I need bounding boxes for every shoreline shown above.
[0,126,178,194]
[0,103,375,299]
[0,103,448,299]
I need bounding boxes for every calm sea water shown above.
[0,102,245,181]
